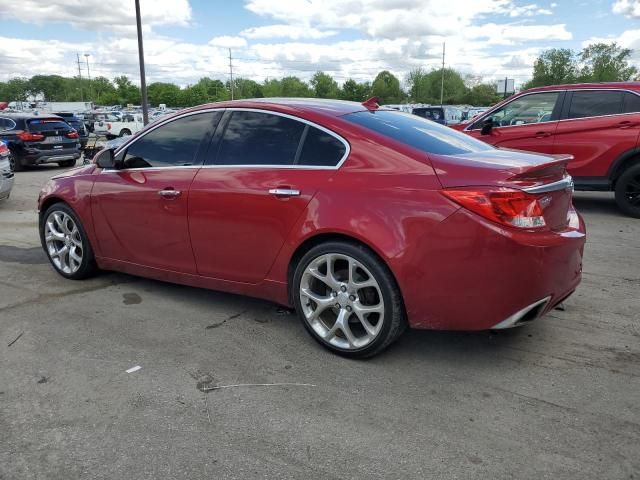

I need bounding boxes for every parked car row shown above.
[452,82,640,217]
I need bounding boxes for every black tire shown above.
[10,153,23,172]
[58,159,77,168]
[292,241,407,358]
[39,202,97,280]
[119,129,132,137]
[614,163,640,218]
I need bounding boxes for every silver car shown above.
[0,143,14,201]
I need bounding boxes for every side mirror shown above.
[480,117,494,135]
[96,148,116,168]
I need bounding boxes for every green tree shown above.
[371,70,403,104]
[113,75,141,105]
[340,79,371,101]
[194,77,228,102]
[0,78,30,102]
[179,84,208,106]
[579,42,638,82]
[229,78,263,99]
[407,68,467,104]
[464,84,501,106]
[280,76,313,97]
[28,75,67,101]
[147,82,181,107]
[310,71,340,98]
[522,48,578,89]
[262,78,282,97]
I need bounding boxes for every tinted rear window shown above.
[623,92,640,114]
[298,126,346,167]
[216,111,305,166]
[27,119,71,132]
[344,110,494,156]
[568,91,623,119]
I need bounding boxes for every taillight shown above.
[17,131,45,142]
[107,123,112,130]
[66,130,79,139]
[442,187,546,229]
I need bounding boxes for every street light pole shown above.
[84,54,93,105]
[134,0,149,125]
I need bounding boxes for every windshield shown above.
[343,110,494,156]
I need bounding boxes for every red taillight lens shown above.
[66,130,79,139]
[16,131,45,142]
[443,188,546,229]
[107,123,112,130]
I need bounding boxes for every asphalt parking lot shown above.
[1,166,639,480]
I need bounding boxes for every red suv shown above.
[452,83,640,217]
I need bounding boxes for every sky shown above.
[0,0,638,88]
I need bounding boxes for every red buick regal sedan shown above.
[38,98,586,358]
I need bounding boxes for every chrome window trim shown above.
[523,175,574,194]
[103,106,351,173]
[464,88,640,132]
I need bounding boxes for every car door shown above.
[553,89,638,178]
[91,111,222,273]
[465,91,563,154]
[189,109,348,283]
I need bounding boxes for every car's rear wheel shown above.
[614,163,640,218]
[58,159,76,168]
[10,153,23,172]
[119,129,132,137]
[40,203,97,279]
[293,241,406,358]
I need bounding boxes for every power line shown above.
[76,53,84,102]
[229,48,234,100]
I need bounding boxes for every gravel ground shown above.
[1,165,639,480]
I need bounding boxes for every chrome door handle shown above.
[158,189,181,198]
[269,188,300,197]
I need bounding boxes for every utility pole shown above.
[440,42,445,106]
[76,53,84,102]
[229,48,234,100]
[135,0,149,125]
[84,54,92,104]
[503,76,508,99]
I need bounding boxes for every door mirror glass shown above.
[480,118,493,135]
[96,148,115,168]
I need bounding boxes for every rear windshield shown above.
[343,110,494,156]
[27,119,72,132]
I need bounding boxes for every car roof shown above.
[1,112,64,120]
[184,98,371,118]
[523,82,640,93]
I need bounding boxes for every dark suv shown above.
[0,113,81,171]
[54,112,89,150]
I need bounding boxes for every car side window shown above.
[216,111,306,166]
[568,91,623,119]
[623,92,640,114]
[123,112,221,169]
[0,117,17,131]
[298,126,346,167]
[478,92,560,128]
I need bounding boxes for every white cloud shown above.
[0,0,191,34]
[241,25,337,40]
[613,0,640,17]
[209,36,248,49]
[508,3,553,17]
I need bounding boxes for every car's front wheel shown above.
[40,203,97,279]
[293,241,406,358]
[615,163,640,218]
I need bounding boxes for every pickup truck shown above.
[94,113,144,139]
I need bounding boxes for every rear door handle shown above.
[618,121,634,129]
[269,188,300,197]
[158,189,182,199]
[535,131,552,138]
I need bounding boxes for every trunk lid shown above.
[431,148,574,231]
[26,118,78,150]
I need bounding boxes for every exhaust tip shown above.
[491,296,551,330]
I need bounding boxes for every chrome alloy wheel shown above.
[300,253,385,350]
[44,211,84,274]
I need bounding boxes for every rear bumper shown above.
[400,207,586,331]
[22,147,81,165]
